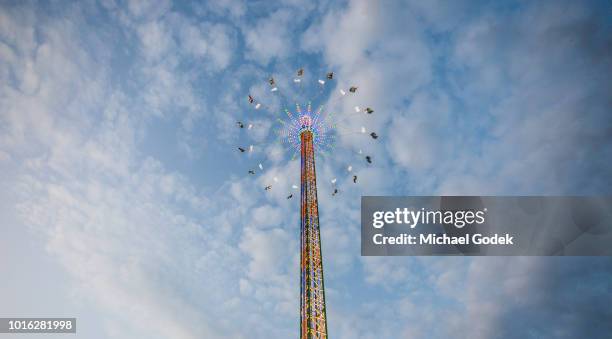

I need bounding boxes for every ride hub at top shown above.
[279,102,335,159]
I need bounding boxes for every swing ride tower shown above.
[243,71,373,337]
[299,115,328,338]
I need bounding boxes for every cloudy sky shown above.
[1,0,611,338]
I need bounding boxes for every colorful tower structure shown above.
[299,115,328,338]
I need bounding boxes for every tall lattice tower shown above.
[299,115,328,338]
[240,72,376,337]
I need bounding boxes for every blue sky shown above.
[1,0,611,338]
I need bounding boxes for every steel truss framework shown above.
[300,129,328,338]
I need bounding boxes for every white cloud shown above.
[244,9,293,64]
[251,204,284,229]
[239,226,292,281]
[203,0,246,19]
[127,0,172,21]
[387,92,452,171]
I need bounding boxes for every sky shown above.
[1,0,611,338]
